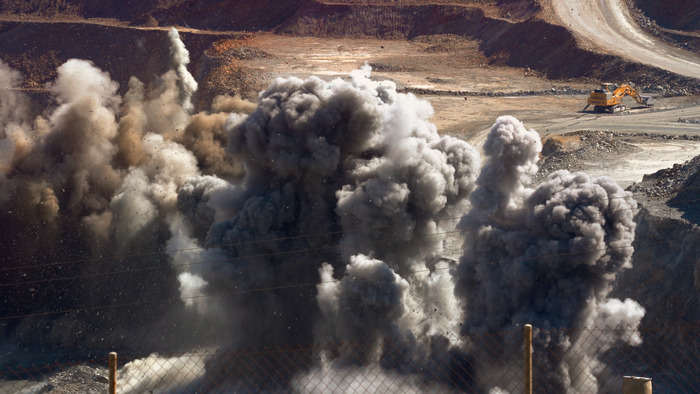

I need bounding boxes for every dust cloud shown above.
[0,30,643,393]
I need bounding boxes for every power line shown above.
[1,232,697,322]
[1,192,668,274]
[1,195,697,289]
[0,195,648,288]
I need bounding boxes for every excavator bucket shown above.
[641,95,654,107]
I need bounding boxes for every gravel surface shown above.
[0,365,109,394]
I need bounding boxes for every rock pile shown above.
[36,365,109,394]
[628,155,700,199]
[535,130,639,182]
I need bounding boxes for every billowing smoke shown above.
[316,255,409,363]
[0,28,225,357]
[455,116,644,392]
[169,66,481,391]
[0,30,644,393]
[182,65,479,350]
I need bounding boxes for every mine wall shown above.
[634,0,699,32]
[277,1,700,92]
[0,21,224,93]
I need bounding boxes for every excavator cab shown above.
[588,83,615,110]
[599,83,617,93]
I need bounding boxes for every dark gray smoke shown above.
[162,66,481,391]
[455,116,644,393]
[180,65,478,350]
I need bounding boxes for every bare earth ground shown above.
[234,32,700,188]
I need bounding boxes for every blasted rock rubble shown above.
[538,129,700,203]
[36,365,108,394]
[537,130,700,183]
[629,154,700,200]
[534,130,640,182]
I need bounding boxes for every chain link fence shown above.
[1,324,697,393]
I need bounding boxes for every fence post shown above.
[623,376,652,393]
[109,352,117,394]
[524,324,532,394]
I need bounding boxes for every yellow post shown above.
[524,324,532,394]
[109,352,117,394]
[623,376,652,394]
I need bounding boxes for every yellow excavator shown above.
[585,83,654,113]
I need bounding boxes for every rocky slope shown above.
[634,0,699,32]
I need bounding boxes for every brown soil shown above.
[196,36,273,106]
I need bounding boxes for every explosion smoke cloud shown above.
[0,31,645,393]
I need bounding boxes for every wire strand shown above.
[1,232,696,321]
[3,194,696,288]
[3,192,682,274]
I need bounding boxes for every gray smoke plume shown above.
[175,66,481,391]
[209,66,477,342]
[316,255,409,363]
[455,116,644,393]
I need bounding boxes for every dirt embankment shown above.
[0,0,312,31]
[634,0,699,32]
[195,37,273,106]
[631,0,700,56]
[277,1,700,93]
[0,22,231,95]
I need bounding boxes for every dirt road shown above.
[531,103,700,136]
[467,102,700,187]
[548,0,700,78]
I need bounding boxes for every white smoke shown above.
[168,28,198,114]
[119,352,207,394]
